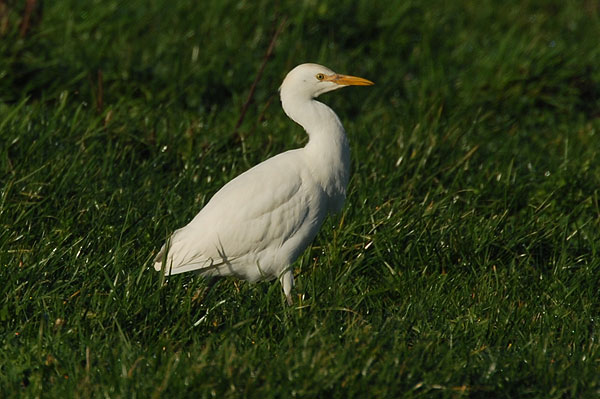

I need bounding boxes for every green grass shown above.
[1,0,600,397]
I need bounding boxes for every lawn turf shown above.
[1,0,599,397]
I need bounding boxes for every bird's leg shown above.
[279,268,294,306]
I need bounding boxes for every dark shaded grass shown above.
[1,0,600,397]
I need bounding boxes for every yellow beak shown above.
[325,74,374,86]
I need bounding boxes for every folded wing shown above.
[154,150,322,281]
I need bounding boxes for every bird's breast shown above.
[303,134,350,214]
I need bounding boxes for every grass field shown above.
[1,0,600,397]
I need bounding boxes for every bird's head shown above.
[280,63,374,100]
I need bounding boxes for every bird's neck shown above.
[281,95,350,211]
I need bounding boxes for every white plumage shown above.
[154,63,373,304]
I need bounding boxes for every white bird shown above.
[154,63,373,304]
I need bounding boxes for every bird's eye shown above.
[316,73,325,80]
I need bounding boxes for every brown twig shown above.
[233,16,287,138]
[19,0,36,38]
[0,1,10,36]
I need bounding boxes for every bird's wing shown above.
[154,149,321,277]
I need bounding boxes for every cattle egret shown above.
[154,63,373,304]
